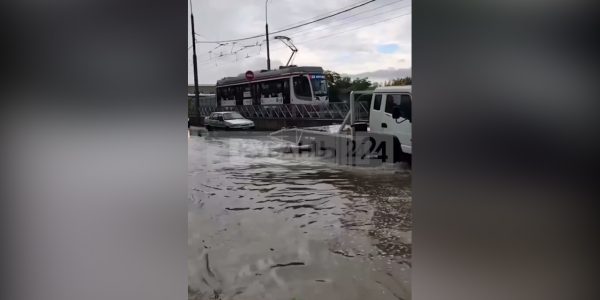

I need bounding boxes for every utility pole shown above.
[265,0,271,70]
[190,3,200,114]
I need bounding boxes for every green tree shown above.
[325,70,352,101]
[351,77,372,90]
[385,76,412,86]
[324,70,341,86]
[325,70,379,101]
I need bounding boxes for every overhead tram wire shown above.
[255,11,413,57]
[193,1,376,62]
[194,5,406,61]
[262,7,411,52]
[196,0,407,43]
[296,11,411,44]
[196,11,412,69]
[193,1,408,59]
[195,39,266,65]
[194,3,411,68]
[194,0,375,43]
[285,4,412,40]
[194,0,402,62]
[193,0,375,44]
[280,0,409,37]
[268,0,376,31]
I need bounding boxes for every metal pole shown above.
[191,10,200,114]
[265,0,271,70]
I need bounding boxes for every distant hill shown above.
[344,68,412,83]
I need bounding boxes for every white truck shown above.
[271,86,412,165]
[355,85,412,155]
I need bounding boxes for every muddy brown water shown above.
[189,130,411,300]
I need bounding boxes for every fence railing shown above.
[192,103,370,121]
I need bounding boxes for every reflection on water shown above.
[189,132,411,300]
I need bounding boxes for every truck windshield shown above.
[310,74,328,96]
[223,112,244,120]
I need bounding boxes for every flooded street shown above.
[188,130,412,300]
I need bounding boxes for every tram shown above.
[215,66,329,106]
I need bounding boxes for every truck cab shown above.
[270,85,412,164]
[367,86,412,155]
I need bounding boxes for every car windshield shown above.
[310,74,328,96]
[223,112,244,120]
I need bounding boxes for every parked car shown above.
[204,112,255,130]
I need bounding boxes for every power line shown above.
[192,1,408,58]
[194,0,375,44]
[195,12,411,69]
[191,3,409,58]
[268,0,376,31]
[286,4,411,40]
[296,11,411,44]
[192,0,398,59]
[192,3,411,69]
[284,0,408,37]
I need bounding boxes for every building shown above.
[188,84,217,109]
[187,84,216,95]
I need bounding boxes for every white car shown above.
[204,112,255,130]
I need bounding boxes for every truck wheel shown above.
[393,137,406,163]
[393,137,411,165]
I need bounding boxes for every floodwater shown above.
[188,129,411,300]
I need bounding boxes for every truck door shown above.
[368,93,384,131]
[382,93,412,153]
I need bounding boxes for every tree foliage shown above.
[324,70,411,101]
[325,70,377,101]
[384,76,412,86]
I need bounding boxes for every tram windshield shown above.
[310,74,328,96]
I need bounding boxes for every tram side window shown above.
[293,76,312,98]
[221,86,235,100]
[259,82,267,98]
[283,79,290,103]
[243,85,251,98]
[273,80,283,97]
[221,87,229,100]
[236,86,244,101]
[231,87,237,99]
[252,83,261,103]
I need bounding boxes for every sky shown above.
[188,0,411,84]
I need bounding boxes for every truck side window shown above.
[385,94,411,115]
[373,94,382,110]
[385,94,400,114]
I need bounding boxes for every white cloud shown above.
[189,0,411,84]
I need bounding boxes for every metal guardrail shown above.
[193,103,371,121]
